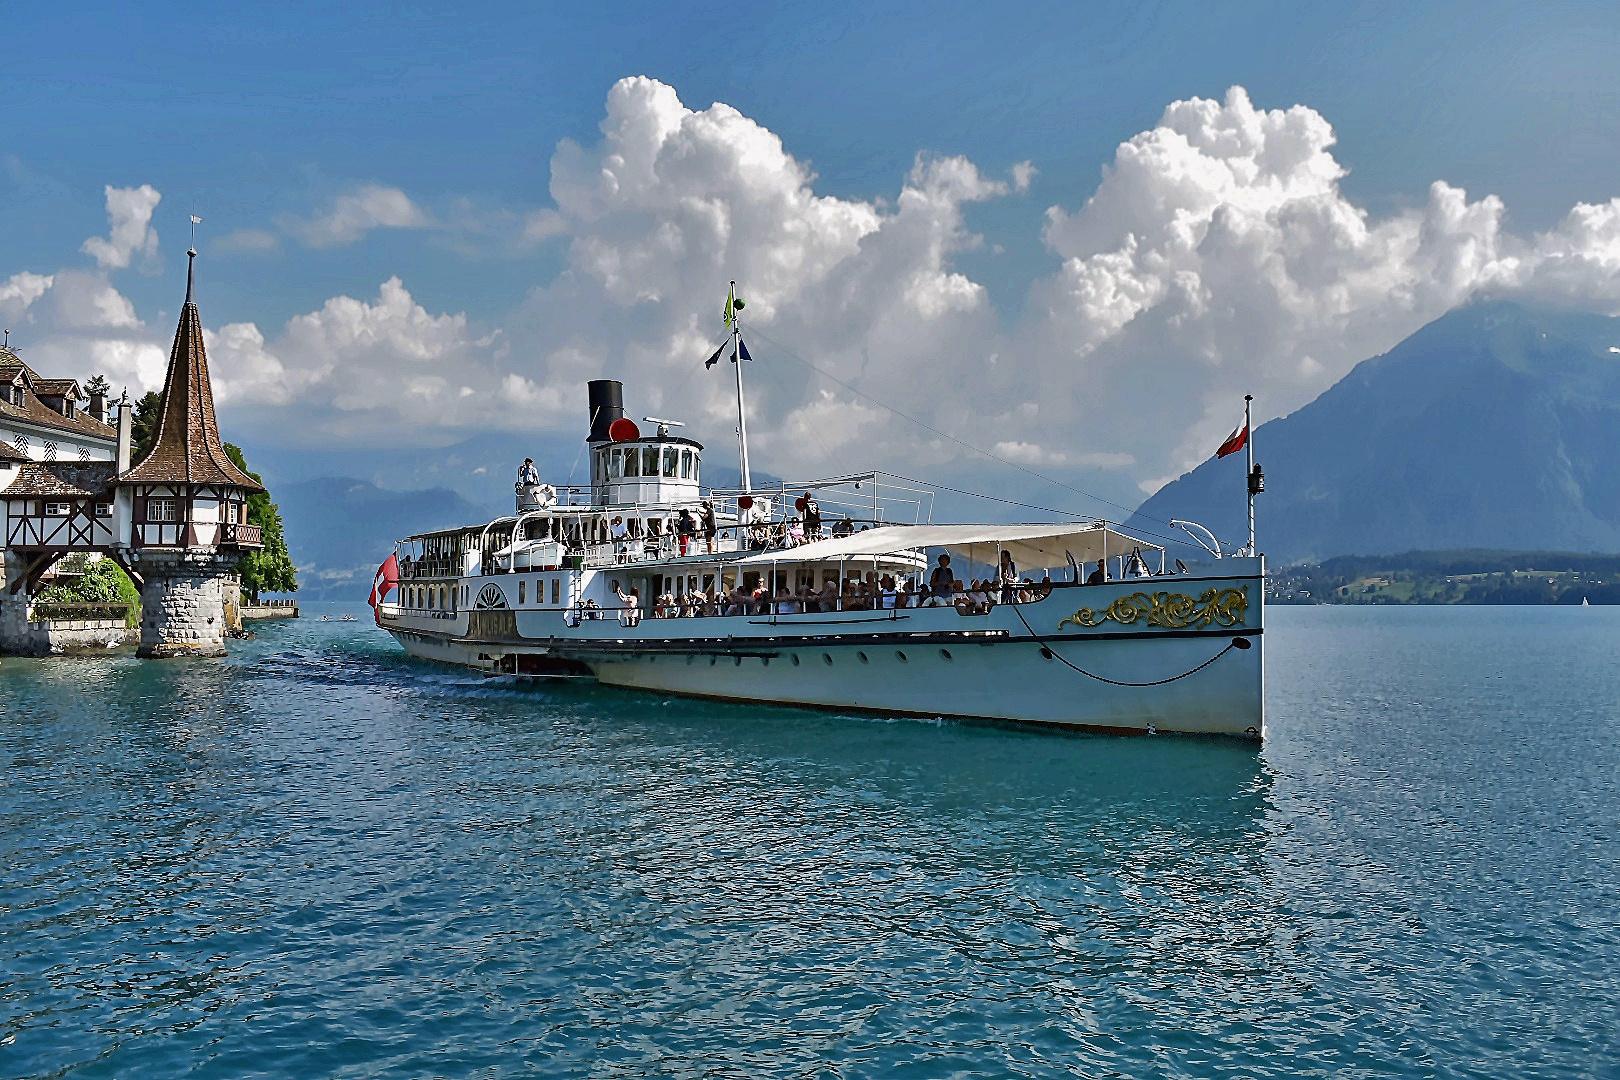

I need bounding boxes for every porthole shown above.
[857,651,869,664]
[791,654,800,666]
[940,648,953,661]
[896,650,908,662]
[823,653,834,666]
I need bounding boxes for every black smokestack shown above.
[587,379,623,442]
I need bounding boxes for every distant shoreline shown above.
[1267,549,1620,606]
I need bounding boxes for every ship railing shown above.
[706,471,934,531]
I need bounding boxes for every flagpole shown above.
[1245,394,1255,554]
[731,281,753,494]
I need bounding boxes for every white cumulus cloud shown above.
[280,184,431,247]
[80,184,161,271]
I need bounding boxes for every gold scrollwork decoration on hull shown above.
[1058,586,1248,631]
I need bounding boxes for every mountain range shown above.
[1132,301,1620,564]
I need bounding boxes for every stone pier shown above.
[132,550,239,658]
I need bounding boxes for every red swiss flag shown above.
[369,553,399,617]
[1216,422,1249,459]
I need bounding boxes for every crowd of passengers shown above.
[587,549,1154,621]
[603,494,896,563]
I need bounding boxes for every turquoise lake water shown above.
[3,605,1618,1078]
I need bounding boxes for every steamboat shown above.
[373,303,1264,738]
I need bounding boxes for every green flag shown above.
[723,284,745,327]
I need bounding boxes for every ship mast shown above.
[730,279,753,494]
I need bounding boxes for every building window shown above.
[148,498,178,523]
[43,441,57,461]
[43,502,70,516]
[95,503,112,517]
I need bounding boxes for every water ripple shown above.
[2,604,1618,1077]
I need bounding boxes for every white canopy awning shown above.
[734,522,1159,570]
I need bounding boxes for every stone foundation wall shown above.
[132,550,238,658]
[0,596,132,655]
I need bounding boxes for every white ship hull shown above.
[380,562,1264,739]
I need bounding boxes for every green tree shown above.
[131,390,163,464]
[224,442,298,601]
[84,374,111,398]
[36,556,141,626]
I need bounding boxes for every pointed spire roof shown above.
[120,250,263,491]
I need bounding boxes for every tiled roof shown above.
[118,254,263,492]
[0,460,117,499]
[0,383,118,442]
[0,438,28,463]
[32,378,82,398]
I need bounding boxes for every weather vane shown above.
[189,209,202,252]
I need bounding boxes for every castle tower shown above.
[117,249,264,657]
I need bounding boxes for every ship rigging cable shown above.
[746,326,1186,535]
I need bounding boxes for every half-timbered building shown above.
[0,249,265,657]
[116,249,264,656]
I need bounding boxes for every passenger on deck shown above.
[726,583,750,617]
[929,554,957,604]
[611,516,629,562]
[1086,559,1107,585]
[819,578,841,612]
[676,508,696,557]
[518,458,539,487]
[832,516,853,538]
[613,582,640,625]
[776,585,799,614]
[702,501,718,554]
[999,550,1019,604]
[879,575,898,610]
[802,493,822,540]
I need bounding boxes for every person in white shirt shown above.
[518,458,539,486]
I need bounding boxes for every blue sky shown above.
[4,0,1620,504]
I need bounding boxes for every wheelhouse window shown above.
[680,449,693,479]
[642,447,659,475]
[606,449,622,479]
[622,448,639,477]
[662,447,679,477]
[147,498,178,523]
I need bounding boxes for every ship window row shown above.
[402,577,564,610]
[601,446,698,482]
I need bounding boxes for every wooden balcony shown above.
[220,522,264,547]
